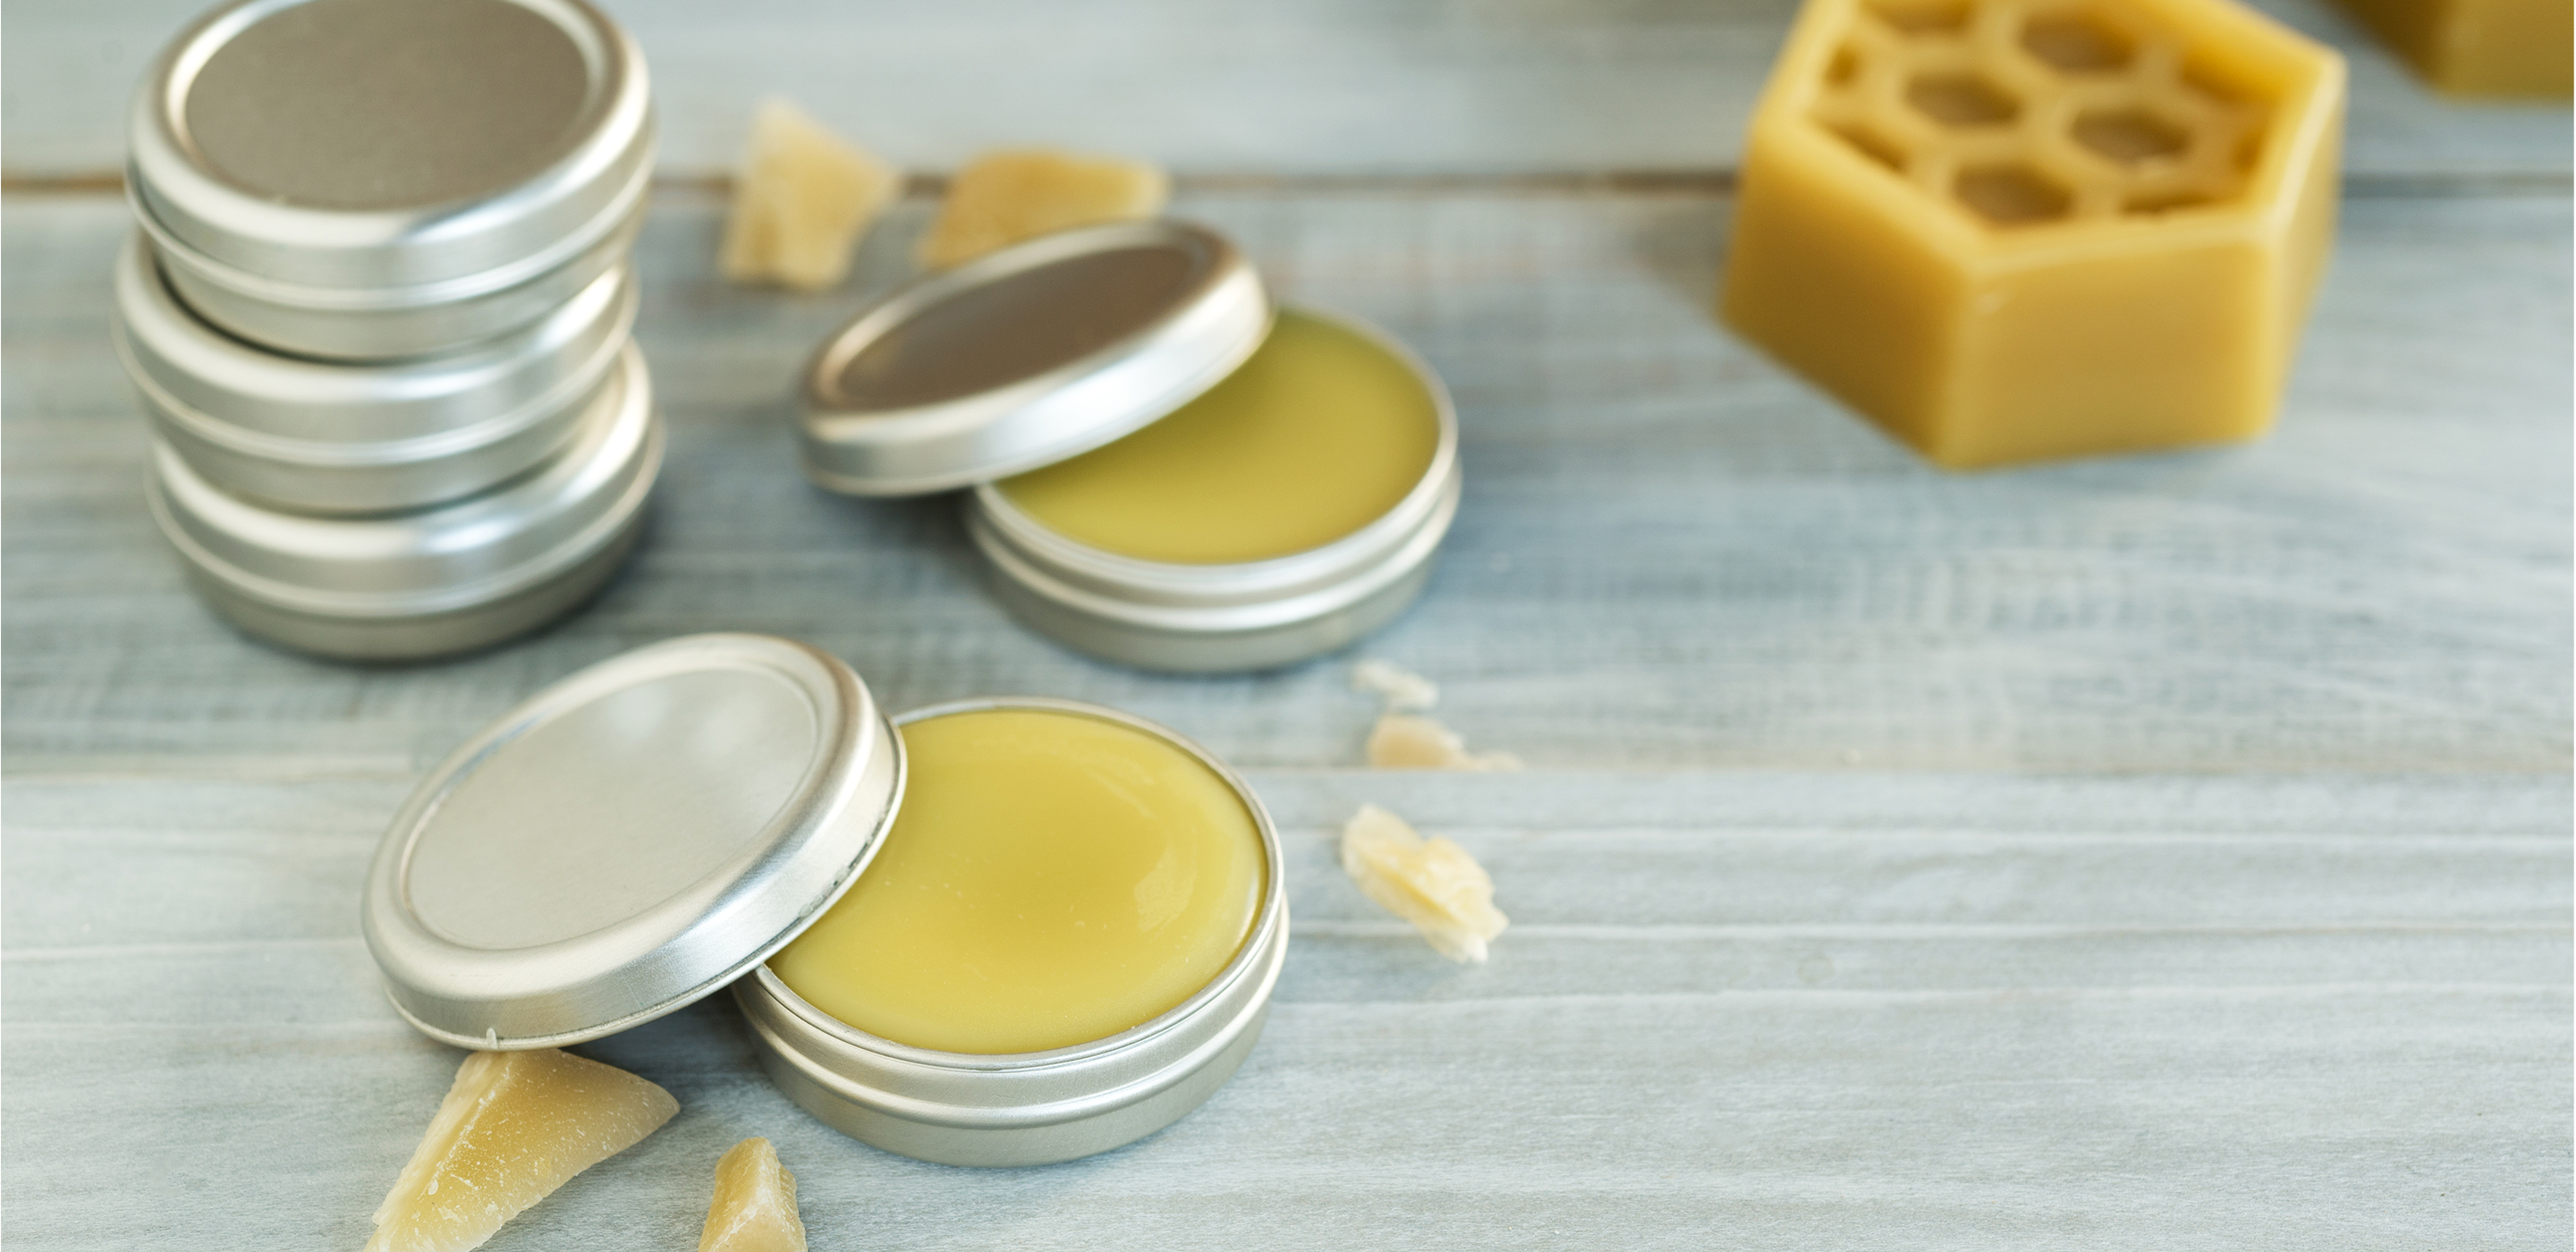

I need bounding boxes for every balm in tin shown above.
[799,221,1461,672]
[360,639,1284,1166]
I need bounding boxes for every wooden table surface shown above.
[4,1,2568,1248]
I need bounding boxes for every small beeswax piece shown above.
[2329,0,2570,97]
[699,1138,806,1252]
[1341,804,1509,962]
[917,148,1169,269]
[366,1048,678,1252]
[1366,714,1521,772]
[1352,659,1440,712]
[1721,0,2344,469]
[721,97,901,292]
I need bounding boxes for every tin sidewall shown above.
[144,190,646,360]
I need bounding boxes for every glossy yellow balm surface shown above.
[997,310,1439,564]
[770,708,1266,1054]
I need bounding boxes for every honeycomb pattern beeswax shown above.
[1722,0,2345,469]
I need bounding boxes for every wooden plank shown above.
[2,0,2565,182]
[4,771,2565,1250]
[5,187,2567,773]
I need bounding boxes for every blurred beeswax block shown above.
[1720,0,2346,470]
[918,149,1169,269]
[2331,0,2571,97]
[722,98,901,292]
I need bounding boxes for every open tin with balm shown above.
[799,220,1462,672]
[362,634,1287,1166]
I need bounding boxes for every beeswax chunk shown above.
[918,148,1169,269]
[1366,714,1521,772]
[366,1049,677,1252]
[1720,0,2345,469]
[2329,0,2570,97]
[698,1138,806,1252]
[721,98,901,292]
[1341,804,1509,962]
[1352,659,1440,712]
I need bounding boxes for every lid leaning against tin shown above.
[128,0,653,294]
[800,219,1271,497]
[364,634,906,1048]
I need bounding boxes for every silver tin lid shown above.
[364,634,906,1048]
[799,220,1271,497]
[115,233,636,513]
[149,343,660,618]
[128,0,653,294]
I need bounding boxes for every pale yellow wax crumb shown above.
[366,1048,677,1252]
[1352,658,1439,712]
[720,97,902,292]
[699,1138,806,1252]
[1340,804,1510,962]
[917,148,1169,269]
[1366,713,1522,772]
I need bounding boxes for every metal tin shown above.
[964,309,1462,673]
[114,233,636,515]
[127,0,654,359]
[734,698,1289,1167]
[140,193,646,360]
[148,344,662,660]
[799,220,1271,496]
[362,634,905,1049]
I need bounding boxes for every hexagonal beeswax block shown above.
[1721,0,2345,470]
[2330,0,2570,97]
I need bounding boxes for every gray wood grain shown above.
[2,0,2566,182]
[5,188,2567,772]
[4,770,2566,1251]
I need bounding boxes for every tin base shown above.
[176,514,644,662]
[748,1000,1272,1168]
[979,547,1438,673]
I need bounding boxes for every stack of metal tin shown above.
[114,0,663,661]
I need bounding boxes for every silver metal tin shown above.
[964,309,1462,673]
[363,634,906,1049]
[799,220,1271,497]
[148,344,662,660]
[735,698,1288,1167]
[129,0,652,288]
[114,233,636,514]
[139,192,646,360]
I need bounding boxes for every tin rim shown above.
[364,633,908,1049]
[112,233,636,454]
[748,696,1289,1075]
[148,345,661,618]
[127,0,653,292]
[963,305,1462,635]
[798,220,1272,497]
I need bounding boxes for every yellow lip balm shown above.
[996,309,1441,565]
[769,707,1267,1054]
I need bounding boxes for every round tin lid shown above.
[113,233,636,448]
[799,219,1272,497]
[128,0,654,292]
[149,343,660,618]
[364,634,907,1049]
